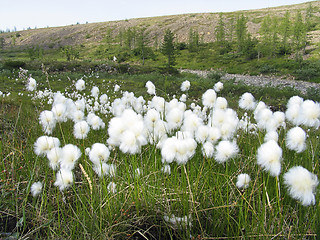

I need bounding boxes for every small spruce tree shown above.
[160,29,176,69]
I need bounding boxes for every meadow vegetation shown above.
[1,2,320,239]
[0,67,319,239]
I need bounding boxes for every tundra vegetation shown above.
[0,2,320,239]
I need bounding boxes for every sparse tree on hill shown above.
[227,17,235,42]
[292,11,307,60]
[188,28,199,52]
[135,27,151,65]
[235,14,248,53]
[160,29,176,69]
[279,11,292,55]
[0,37,4,49]
[61,45,80,61]
[215,13,226,46]
[306,2,314,31]
[104,27,114,49]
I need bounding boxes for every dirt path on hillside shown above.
[179,69,320,95]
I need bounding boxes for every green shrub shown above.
[3,60,26,69]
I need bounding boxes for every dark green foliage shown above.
[188,28,200,52]
[3,60,26,69]
[293,60,320,81]
[160,29,176,69]
[235,14,248,53]
[0,37,4,49]
[27,45,43,60]
[61,45,80,61]
[175,42,187,50]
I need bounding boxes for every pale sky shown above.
[0,0,314,31]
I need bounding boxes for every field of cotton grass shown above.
[1,68,320,239]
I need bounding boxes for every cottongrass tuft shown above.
[239,92,256,111]
[236,173,251,189]
[146,81,156,95]
[202,89,217,108]
[257,140,282,177]
[214,140,239,164]
[34,136,60,156]
[283,166,318,206]
[54,169,74,191]
[73,121,90,139]
[47,147,62,170]
[161,165,171,174]
[75,79,85,91]
[214,81,223,92]
[181,80,190,92]
[286,127,307,153]
[202,141,214,158]
[89,143,110,165]
[60,144,81,170]
[31,181,43,197]
[26,77,37,91]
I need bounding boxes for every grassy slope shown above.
[0,1,319,51]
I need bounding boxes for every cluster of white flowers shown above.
[286,96,320,128]
[28,76,320,208]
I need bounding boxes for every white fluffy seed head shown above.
[107,182,117,194]
[202,141,214,158]
[146,81,156,95]
[202,89,217,108]
[60,144,81,170]
[214,140,239,164]
[284,166,318,206]
[239,92,256,111]
[236,173,251,189]
[75,79,85,91]
[54,169,74,191]
[89,143,110,165]
[31,181,43,197]
[286,127,307,153]
[214,82,223,92]
[26,77,37,91]
[34,136,60,156]
[47,147,62,170]
[181,80,190,92]
[39,110,56,134]
[257,140,282,177]
[91,86,99,98]
[73,121,90,139]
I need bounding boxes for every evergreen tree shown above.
[228,17,235,42]
[135,27,152,65]
[124,27,137,50]
[160,29,176,69]
[306,3,314,31]
[104,27,113,49]
[188,28,199,52]
[118,28,124,47]
[279,11,292,55]
[292,11,307,60]
[271,17,279,57]
[0,37,4,49]
[258,15,272,57]
[215,13,226,47]
[235,14,248,52]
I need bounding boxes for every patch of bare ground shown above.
[179,69,320,95]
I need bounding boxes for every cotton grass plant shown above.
[1,71,320,239]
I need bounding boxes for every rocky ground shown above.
[179,69,320,95]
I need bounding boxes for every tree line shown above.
[97,4,316,68]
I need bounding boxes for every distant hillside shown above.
[1,1,320,50]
